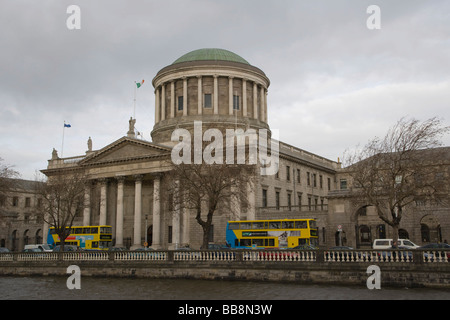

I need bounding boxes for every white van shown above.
[372,239,419,249]
[24,244,53,252]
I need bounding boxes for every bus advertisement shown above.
[47,225,113,250]
[226,219,318,249]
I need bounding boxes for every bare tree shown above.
[0,157,20,197]
[35,172,88,250]
[166,162,254,249]
[345,117,450,244]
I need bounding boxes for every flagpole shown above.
[134,81,137,119]
[61,121,66,158]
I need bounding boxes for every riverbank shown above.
[1,249,449,289]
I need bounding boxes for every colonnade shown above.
[154,75,268,124]
[81,174,168,249]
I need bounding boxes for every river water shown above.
[1,276,449,300]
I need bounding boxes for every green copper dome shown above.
[173,48,250,65]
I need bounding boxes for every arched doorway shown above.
[420,215,441,243]
[11,230,18,251]
[23,229,30,246]
[35,229,42,244]
[359,225,372,247]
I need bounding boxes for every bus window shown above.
[265,238,275,247]
[298,238,307,245]
[252,222,265,229]
[282,221,294,229]
[83,228,90,234]
[240,239,251,247]
[295,221,307,229]
[309,220,317,229]
[91,227,98,233]
[228,223,239,230]
[269,221,280,229]
[73,228,81,234]
[240,222,251,230]
[253,239,264,247]
[92,241,98,248]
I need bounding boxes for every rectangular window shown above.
[297,169,301,183]
[340,179,347,190]
[178,96,183,111]
[275,191,280,210]
[327,177,331,191]
[25,197,31,207]
[262,189,268,208]
[204,94,212,108]
[286,166,290,181]
[233,95,240,110]
[306,172,310,186]
[287,193,291,210]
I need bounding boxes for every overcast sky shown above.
[1,0,449,180]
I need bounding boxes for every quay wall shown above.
[0,250,449,289]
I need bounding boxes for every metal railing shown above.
[1,249,448,263]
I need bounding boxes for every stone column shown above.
[115,176,125,247]
[155,88,160,123]
[172,180,180,249]
[253,82,258,120]
[131,175,143,249]
[99,179,108,226]
[213,75,219,114]
[197,76,202,115]
[228,76,234,115]
[181,206,190,247]
[170,81,175,118]
[265,90,268,123]
[83,181,91,226]
[152,174,162,249]
[161,84,166,121]
[183,77,188,116]
[260,87,265,122]
[242,79,247,117]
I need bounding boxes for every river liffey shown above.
[1,276,449,300]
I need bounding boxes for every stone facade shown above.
[0,179,44,250]
[1,48,448,251]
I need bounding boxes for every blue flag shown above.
[64,123,71,128]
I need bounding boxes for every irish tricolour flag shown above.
[136,80,145,88]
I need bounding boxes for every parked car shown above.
[23,248,43,253]
[24,244,53,252]
[52,245,79,252]
[0,247,10,253]
[372,239,419,250]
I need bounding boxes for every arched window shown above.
[398,229,409,239]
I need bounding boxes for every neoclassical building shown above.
[3,48,447,251]
[39,48,338,249]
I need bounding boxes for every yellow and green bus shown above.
[226,219,318,249]
[47,225,113,250]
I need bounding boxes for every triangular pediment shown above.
[80,137,172,166]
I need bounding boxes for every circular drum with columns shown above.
[151,48,271,144]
